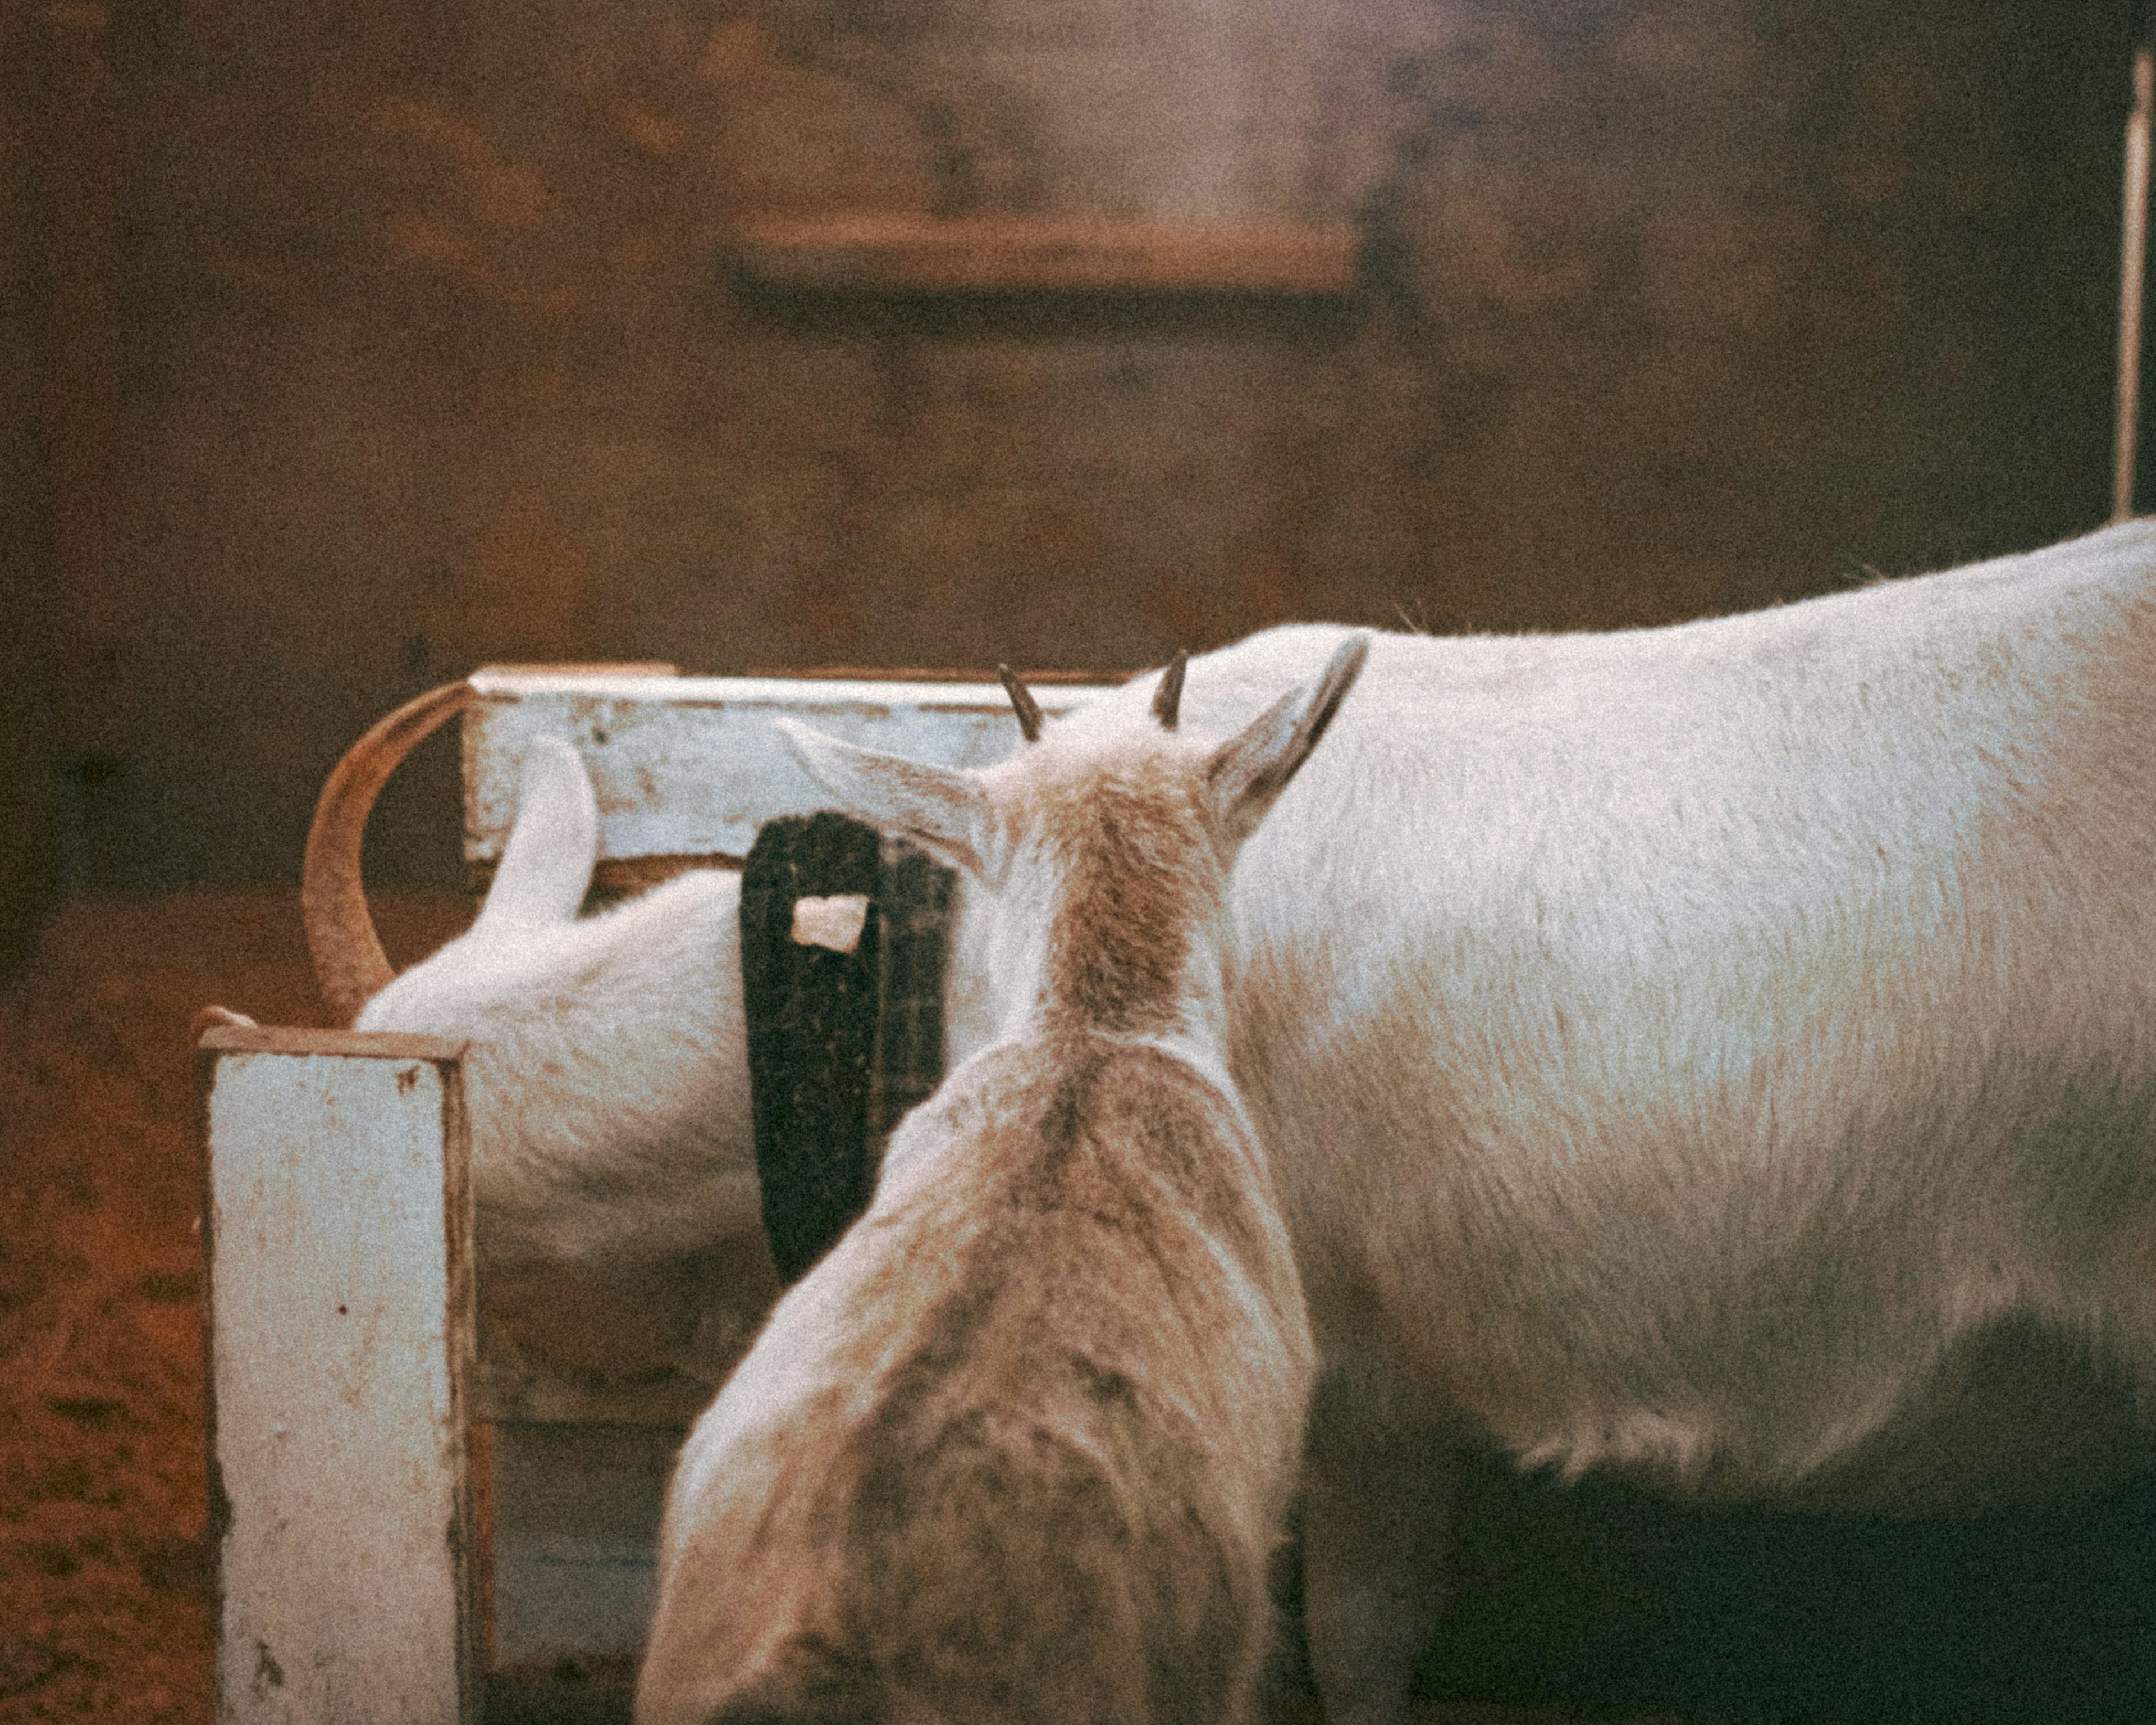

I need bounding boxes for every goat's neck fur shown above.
[980,737,1236,1060]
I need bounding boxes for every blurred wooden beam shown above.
[733,215,1358,297]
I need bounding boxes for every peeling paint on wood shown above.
[202,1034,479,1725]
[462,670,1120,864]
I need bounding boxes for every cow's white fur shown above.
[354,738,758,1262]
[339,519,2156,1725]
[635,649,1356,1725]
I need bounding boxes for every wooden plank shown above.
[202,1039,479,1725]
[200,1023,468,1062]
[462,669,1122,865]
[744,666,1130,684]
[481,662,679,677]
[733,214,1358,296]
[488,1422,681,1674]
[471,1244,778,1427]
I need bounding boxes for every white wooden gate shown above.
[199,666,1117,1724]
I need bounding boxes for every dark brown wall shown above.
[22,0,2139,891]
[1,8,44,974]
[2,3,87,971]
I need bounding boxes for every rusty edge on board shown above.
[196,1023,468,1061]
[744,667,1135,684]
[475,663,1129,684]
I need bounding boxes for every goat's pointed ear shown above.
[1206,635,1369,851]
[476,738,598,930]
[776,718,987,875]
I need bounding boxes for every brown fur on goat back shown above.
[638,1039,1307,1725]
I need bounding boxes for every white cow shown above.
[637,644,1362,1725]
[311,519,2156,1725]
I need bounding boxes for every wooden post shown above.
[199,1026,481,1725]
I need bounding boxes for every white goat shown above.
[634,642,1364,1725]
[310,519,2156,1725]
[304,690,757,1262]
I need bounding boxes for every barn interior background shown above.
[1,0,2152,1721]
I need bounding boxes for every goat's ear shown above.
[475,738,598,930]
[1206,635,1369,850]
[776,718,988,875]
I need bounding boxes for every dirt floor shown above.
[3,892,2151,1724]
[0,889,468,1725]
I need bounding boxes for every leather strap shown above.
[740,815,953,1285]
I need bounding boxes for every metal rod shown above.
[2116,33,2154,521]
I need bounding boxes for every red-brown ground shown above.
[0,890,468,1724]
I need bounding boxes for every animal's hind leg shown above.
[1299,1393,1463,1725]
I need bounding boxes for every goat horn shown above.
[302,681,476,1026]
[191,1004,259,1039]
[997,664,1043,743]
[1152,650,1189,730]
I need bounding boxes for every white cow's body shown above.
[331,520,2156,1725]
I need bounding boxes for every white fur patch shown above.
[791,893,870,954]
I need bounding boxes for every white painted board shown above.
[463,669,1123,864]
[202,1027,478,1725]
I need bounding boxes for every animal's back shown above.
[1044,522,2156,1502]
[644,1041,1311,1725]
